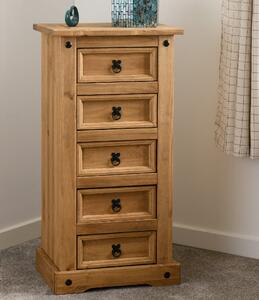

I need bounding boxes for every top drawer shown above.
[77,48,157,83]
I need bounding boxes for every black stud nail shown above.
[65,41,72,48]
[65,279,72,286]
[164,272,171,279]
[163,40,170,47]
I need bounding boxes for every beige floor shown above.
[1,239,259,299]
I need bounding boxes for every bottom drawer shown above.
[77,231,156,269]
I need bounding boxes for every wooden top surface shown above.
[33,23,184,37]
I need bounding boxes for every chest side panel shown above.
[41,35,77,271]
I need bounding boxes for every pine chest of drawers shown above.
[33,23,184,295]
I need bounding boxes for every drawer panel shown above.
[77,128,158,143]
[77,232,156,269]
[78,48,157,83]
[77,220,158,235]
[77,173,158,189]
[77,94,157,130]
[77,186,156,223]
[77,36,158,48]
[77,140,156,176]
[77,82,158,95]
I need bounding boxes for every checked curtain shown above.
[215,0,259,158]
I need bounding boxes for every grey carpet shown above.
[1,239,259,300]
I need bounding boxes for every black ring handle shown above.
[112,244,122,258]
[112,60,122,73]
[112,198,121,213]
[111,153,120,166]
[112,106,122,121]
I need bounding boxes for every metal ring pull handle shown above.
[112,198,121,213]
[112,106,122,120]
[112,244,122,258]
[111,152,121,166]
[112,60,122,73]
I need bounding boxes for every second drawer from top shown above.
[77,94,157,130]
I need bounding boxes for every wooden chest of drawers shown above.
[33,23,183,295]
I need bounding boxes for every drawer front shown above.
[77,232,156,269]
[78,48,157,83]
[77,140,156,176]
[77,186,156,223]
[77,94,157,130]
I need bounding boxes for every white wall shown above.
[76,0,259,258]
[0,0,71,248]
[165,0,259,258]
[1,0,259,257]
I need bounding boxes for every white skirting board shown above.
[173,223,259,260]
[1,219,259,259]
[0,218,41,250]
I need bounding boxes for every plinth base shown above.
[36,247,181,295]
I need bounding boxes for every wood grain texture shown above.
[33,23,184,37]
[36,246,180,294]
[77,128,158,142]
[157,36,174,263]
[76,219,157,235]
[77,82,158,95]
[36,248,58,291]
[77,94,157,130]
[77,173,157,189]
[36,25,182,294]
[78,48,157,83]
[40,35,77,271]
[77,36,158,48]
[77,186,156,223]
[55,262,180,294]
[77,232,156,269]
[77,140,156,176]
[41,33,53,260]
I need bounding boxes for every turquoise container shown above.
[65,6,79,27]
[133,0,158,27]
[112,0,158,28]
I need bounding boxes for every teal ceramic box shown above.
[133,0,158,27]
[112,0,158,28]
